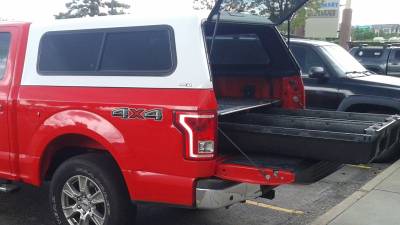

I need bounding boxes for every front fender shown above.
[338,95,400,112]
[23,110,127,185]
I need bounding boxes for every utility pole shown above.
[339,0,353,49]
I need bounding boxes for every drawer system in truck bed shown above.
[218,98,281,116]
[219,108,400,164]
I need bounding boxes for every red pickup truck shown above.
[0,1,399,225]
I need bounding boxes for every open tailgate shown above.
[215,154,342,185]
[216,109,400,186]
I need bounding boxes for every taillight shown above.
[282,76,305,109]
[174,111,217,160]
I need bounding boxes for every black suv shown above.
[289,39,400,161]
[349,45,400,77]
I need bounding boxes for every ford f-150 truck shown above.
[0,1,399,225]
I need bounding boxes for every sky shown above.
[0,0,399,25]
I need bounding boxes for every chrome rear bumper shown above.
[196,179,262,209]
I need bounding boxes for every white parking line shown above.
[347,164,372,170]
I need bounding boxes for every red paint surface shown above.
[0,23,30,180]
[215,163,295,185]
[16,87,218,206]
[214,77,275,99]
[0,23,305,207]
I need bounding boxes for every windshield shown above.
[320,45,367,75]
[211,0,309,24]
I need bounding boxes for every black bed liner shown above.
[219,108,400,164]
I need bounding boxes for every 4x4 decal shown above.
[112,108,163,121]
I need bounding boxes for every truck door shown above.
[0,29,13,177]
[387,49,400,77]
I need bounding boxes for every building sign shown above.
[305,0,340,38]
[308,1,340,18]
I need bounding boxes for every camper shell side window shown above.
[37,25,177,76]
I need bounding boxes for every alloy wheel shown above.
[61,175,107,225]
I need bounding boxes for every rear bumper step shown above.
[219,109,400,164]
[195,179,262,209]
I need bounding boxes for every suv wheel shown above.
[50,153,135,225]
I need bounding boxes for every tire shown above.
[50,153,136,225]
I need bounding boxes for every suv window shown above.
[290,45,325,75]
[388,50,400,64]
[38,26,176,76]
[395,51,400,60]
[0,33,11,79]
[355,49,383,58]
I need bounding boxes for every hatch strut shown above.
[208,0,224,21]
[287,13,296,46]
[209,4,222,59]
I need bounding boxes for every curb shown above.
[311,159,400,225]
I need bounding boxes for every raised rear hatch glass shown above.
[208,0,310,25]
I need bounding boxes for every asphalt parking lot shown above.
[0,163,389,225]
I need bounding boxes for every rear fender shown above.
[22,110,127,186]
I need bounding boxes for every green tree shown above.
[352,27,375,41]
[55,0,130,19]
[193,0,214,10]
[105,0,131,15]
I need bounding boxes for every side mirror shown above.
[309,67,328,80]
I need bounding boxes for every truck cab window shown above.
[206,35,270,66]
[0,33,11,80]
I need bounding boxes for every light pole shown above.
[339,0,353,49]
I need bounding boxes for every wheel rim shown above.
[61,175,107,225]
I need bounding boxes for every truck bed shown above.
[219,108,400,164]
